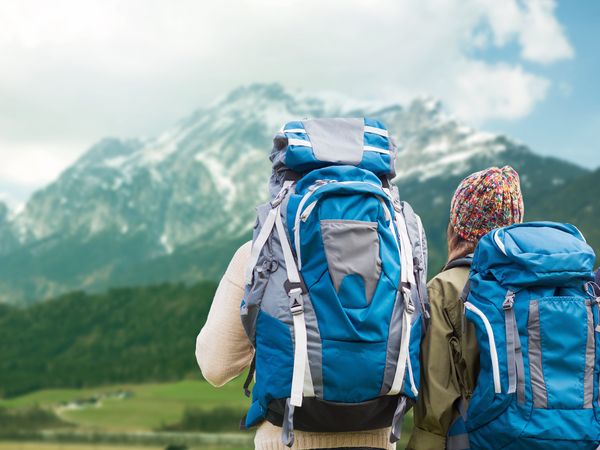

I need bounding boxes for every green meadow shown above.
[0,379,245,432]
[0,378,413,448]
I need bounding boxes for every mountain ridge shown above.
[0,83,596,304]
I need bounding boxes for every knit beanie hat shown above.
[450,166,524,243]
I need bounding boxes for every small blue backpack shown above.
[240,118,429,445]
[457,222,600,450]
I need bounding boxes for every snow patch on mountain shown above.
[0,83,513,259]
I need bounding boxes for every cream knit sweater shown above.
[195,242,394,450]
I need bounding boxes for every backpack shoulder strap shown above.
[442,255,473,272]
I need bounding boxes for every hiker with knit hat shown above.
[407,166,524,450]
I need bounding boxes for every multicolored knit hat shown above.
[450,166,524,243]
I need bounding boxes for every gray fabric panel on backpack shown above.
[380,291,405,395]
[388,136,397,177]
[259,204,294,326]
[584,300,595,409]
[528,300,548,408]
[504,303,525,404]
[321,219,382,305]
[400,200,429,317]
[505,300,518,395]
[302,118,364,165]
[302,293,324,398]
[241,202,273,345]
[514,318,526,404]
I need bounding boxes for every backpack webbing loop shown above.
[243,355,256,398]
[281,398,295,447]
[389,396,408,444]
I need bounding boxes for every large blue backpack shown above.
[240,118,429,445]
[458,222,600,449]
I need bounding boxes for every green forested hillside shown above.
[0,282,217,397]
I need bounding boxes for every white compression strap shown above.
[290,298,308,407]
[396,210,416,285]
[275,206,301,285]
[273,200,307,407]
[406,343,419,397]
[389,308,412,395]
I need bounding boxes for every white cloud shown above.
[0,0,574,200]
[479,0,574,64]
[0,139,81,186]
[452,62,550,122]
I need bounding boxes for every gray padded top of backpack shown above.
[302,118,364,165]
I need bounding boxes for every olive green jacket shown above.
[406,266,479,450]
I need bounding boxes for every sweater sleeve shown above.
[195,241,254,387]
[406,278,463,450]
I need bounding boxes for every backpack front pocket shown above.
[528,297,594,409]
[321,219,382,308]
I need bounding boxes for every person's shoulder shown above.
[224,241,252,288]
[235,241,252,261]
[428,267,470,300]
[427,267,470,328]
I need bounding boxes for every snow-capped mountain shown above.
[0,83,595,304]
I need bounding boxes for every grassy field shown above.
[0,379,246,432]
[0,378,413,448]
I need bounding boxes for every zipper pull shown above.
[309,179,335,192]
[503,290,515,310]
[423,307,431,320]
[300,201,318,222]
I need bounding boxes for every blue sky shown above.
[0,0,597,206]
[485,1,600,169]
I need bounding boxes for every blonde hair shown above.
[447,222,477,264]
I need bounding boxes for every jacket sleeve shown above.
[195,241,254,387]
[406,278,463,450]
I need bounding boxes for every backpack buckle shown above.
[270,188,288,208]
[502,291,515,310]
[288,288,304,315]
[401,283,415,314]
